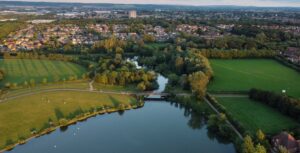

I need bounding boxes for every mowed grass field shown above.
[217,97,299,134]
[0,59,87,86]
[209,59,300,98]
[0,91,137,149]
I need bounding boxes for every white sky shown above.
[8,0,300,7]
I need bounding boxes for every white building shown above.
[129,10,137,18]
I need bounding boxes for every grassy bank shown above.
[0,59,87,86]
[209,59,300,98]
[0,90,138,150]
[216,97,299,134]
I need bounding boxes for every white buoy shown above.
[74,133,76,136]
[77,127,80,130]
[54,145,57,148]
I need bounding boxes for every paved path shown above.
[204,97,244,140]
[210,93,248,98]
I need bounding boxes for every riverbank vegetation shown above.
[135,44,213,98]
[94,57,157,91]
[0,90,139,150]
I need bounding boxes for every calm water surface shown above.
[7,73,235,153]
[8,102,235,153]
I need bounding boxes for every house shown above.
[272,132,300,153]
[283,47,300,64]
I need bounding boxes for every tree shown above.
[254,144,267,153]
[256,33,267,43]
[63,42,73,52]
[5,82,10,88]
[242,135,255,153]
[30,79,35,87]
[137,82,146,91]
[278,145,289,153]
[24,81,29,87]
[143,34,155,43]
[188,71,209,98]
[115,47,124,54]
[256,129,265,143]
[175,56,184,73]
[42,78,48,84]
[0,69,4,81]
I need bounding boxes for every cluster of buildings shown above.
[0,22,231,52]
[0,24,99,52]
[282,47,300,65]
[1,25,39,51]
[256,25,300,36]
[88,24,176,42]
[272,132,300,153]
[176,24,229,39]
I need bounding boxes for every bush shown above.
[5,139,14,146]
[58,118,68,125]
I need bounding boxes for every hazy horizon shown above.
[2,0,300,7]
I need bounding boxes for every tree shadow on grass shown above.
[108,95,120,107]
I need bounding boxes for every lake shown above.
[7,74,235,153]
[8,102,235,153]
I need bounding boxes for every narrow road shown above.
[204,97,244,140]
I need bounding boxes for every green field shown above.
[209,59,300,98]
[217,97,299,134]
[0,59,87,86]
[0,90,137,149]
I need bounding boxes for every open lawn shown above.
[217,97,299,134]
[209,59,300,98]
[0,59,87,86]
[0,90,137,149]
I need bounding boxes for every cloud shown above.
[12,0,300,7]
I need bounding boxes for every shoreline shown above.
[0,102,144,153]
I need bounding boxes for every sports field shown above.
[209,59,300,98]
[0,59,87,86]
[0,91,137,149]
[217,97,299,134]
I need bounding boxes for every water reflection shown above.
[8,102,235,153]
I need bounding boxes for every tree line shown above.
[94,57,157,91]
[199,49,276,59]
[2,52,73,62]
[249,88,300,122]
